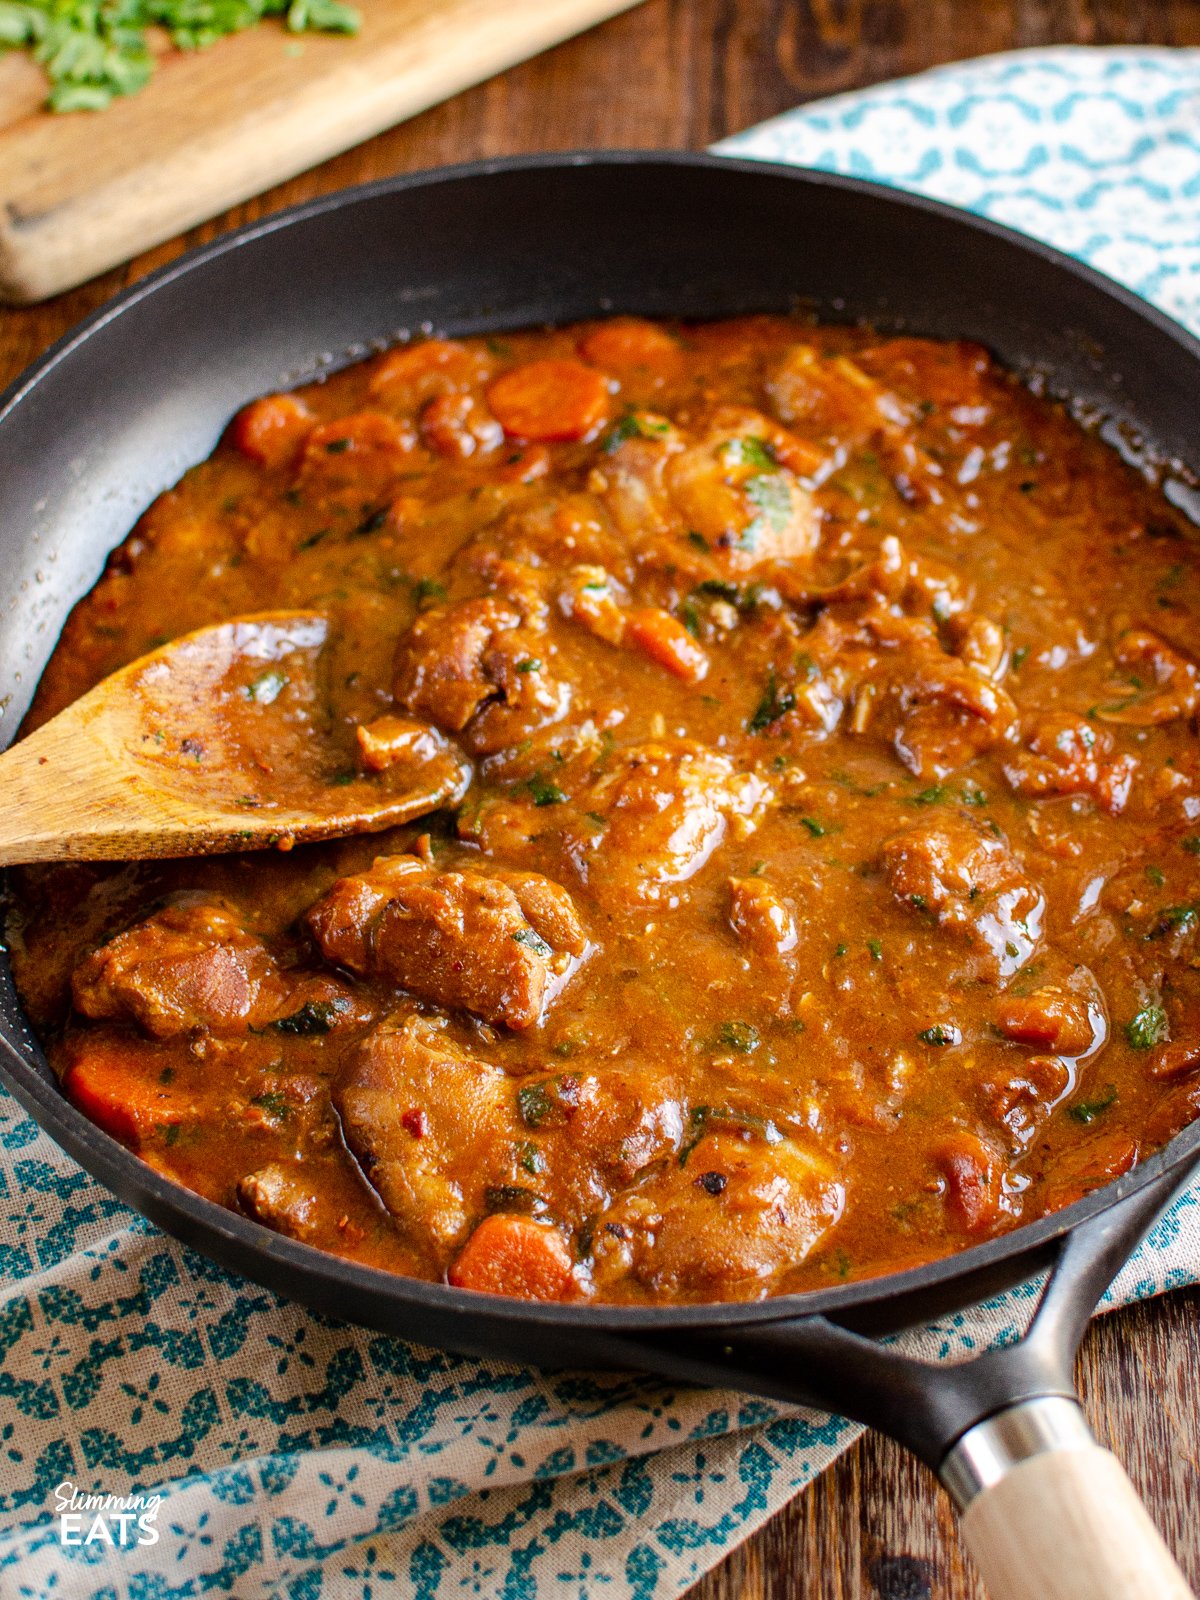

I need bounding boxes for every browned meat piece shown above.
[933,1129,1005,1233]
[590,1129,844,1298]
[994,965,1107,1059]
[1095,628,1200,726]
[306,856,586,1029]
[393,596,523,732]
[355,714,455,774]
[882,814,1045,982]
[1004,713,1137,815]
[392,578,570,755]
[579,741,770,909]
[594,405,819,571]
[983,1055,1073,1147]
[334,1015,517,1252]
[236,1164,322,1242]
[728,877,797,959]
[72,899,284,1039]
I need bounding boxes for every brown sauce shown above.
[7,315,1200,1304]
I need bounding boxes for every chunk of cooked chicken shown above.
[571,741,772,909]
[334,1015,517,1253]
[72,899,283,1039]
[591,1129,844,1298]
[1004,713,1137,815]
[237,1164,322,1242]
[306,856,586,1029]
[881,814,1045,982]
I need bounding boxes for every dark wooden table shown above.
[3,3,1199,1596]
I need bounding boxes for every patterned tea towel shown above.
[2,44,1200,1600]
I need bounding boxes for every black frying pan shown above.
[1,154,1198,1600]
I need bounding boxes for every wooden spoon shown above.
[0,611,472,865]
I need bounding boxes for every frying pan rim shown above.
[2,149,1199,1338]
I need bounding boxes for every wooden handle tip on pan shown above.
[944,1398,1196,1600]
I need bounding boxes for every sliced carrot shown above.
[297,413,412,490]
[934,1131,1000,1233]
[448,1214,576,1300]
[64,1036,186,1151]
[230,394,313,470]
[369,338,474,396]
[579,317,683,375]
[625,608,709,684]
[486,360,610,443]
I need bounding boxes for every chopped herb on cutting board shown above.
[0,0,360,113]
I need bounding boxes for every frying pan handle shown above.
[943,1396,1196,1600]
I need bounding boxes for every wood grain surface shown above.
[0,0,644,302]
[1,3,1198,1596]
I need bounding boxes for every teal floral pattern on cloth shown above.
[2,46,1200,1600]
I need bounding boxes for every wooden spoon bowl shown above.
[0,611,472,863]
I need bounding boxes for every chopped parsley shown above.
[515,658,542,674]
[0,0,359,113]
[512,927,553,959]
[717,1021,760,1054]
[603,411,671,451]
[250,1091,289,1118]
[245,668,288,704]
[747,668,796,734]
[1125,1003,1168,1051]
[918,1023,960,1047]
[517,1076,580,1130]
[800,816,827,837]
[270,998,350,1035]
[1068,1086,1118,1125]
[740,473,792,551]
[528,779,566,807]
[867,938,883,961]
[721,436,777,470]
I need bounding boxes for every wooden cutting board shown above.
[0,0,642,304]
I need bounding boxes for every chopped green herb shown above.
[740,473,793,550]
[517,1076,580,1129]
[833,942,848,958]
[603,410,671,451]
[717,1021,760,1054]
[909,785,948,806]
[515,658,542,674]
[721,436,777,470]
[1145,865,1166,888]
[518,1142,546,1176]
[1011,645,1029,671]
[680,601,701,638]
[163,1123,181,1146]
[512,927,553,959]
[270,998,350,1035]
[918,1023,960,1047]
[867,938,883,961]
[747,668,796,734]
[324,437,352,454]
[413,577,447,605]
[528,779,566,807]
[800,816,827,838]
[245,668,288,704]
[1145,905,1199,941]
[1183,836,1200,856]
[1125,1003,1168,1051]
[250,1091,289,1118]
[686,531,709,550]
[679,1104,779,1165]
[695,578,740,603]
[0,0,359,113]
[1068,1086,1118,1124]
[484,1184,540,1214]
